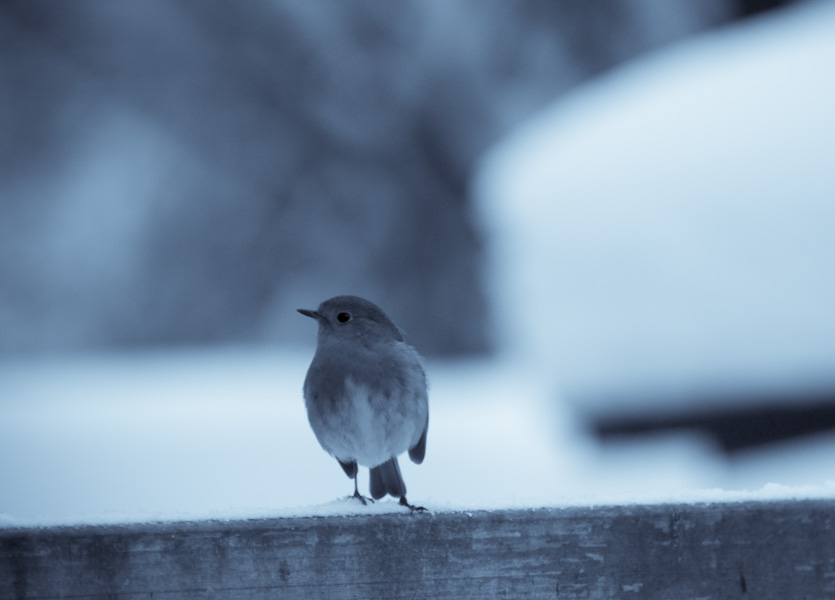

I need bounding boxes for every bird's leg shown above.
[399,496,427,513]
[351,473,374,505]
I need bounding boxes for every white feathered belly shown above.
[310,377,427,468]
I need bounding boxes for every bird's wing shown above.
[337,457,358,478]
[408,416,428,464]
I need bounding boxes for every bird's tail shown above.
[369,457,406,500]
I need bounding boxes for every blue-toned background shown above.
[4,0,835,524]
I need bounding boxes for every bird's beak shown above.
[297,308,322,320]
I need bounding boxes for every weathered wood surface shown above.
[2,500,834,599]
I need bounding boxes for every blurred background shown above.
[2,0,835,523]
[1,0,785,356]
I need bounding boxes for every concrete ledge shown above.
[2,500,834,599]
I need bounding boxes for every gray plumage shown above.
[298,295,429,509]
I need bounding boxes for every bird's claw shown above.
[399,497,428,513]
[351,490,375,505]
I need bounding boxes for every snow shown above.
[4,2,835,527]
[1,347,834,528]
[475,0,835,410]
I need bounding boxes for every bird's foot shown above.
[399,496,428,513]
[350,490,375,506]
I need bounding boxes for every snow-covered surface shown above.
[1,347,834,528]
[476,0,835,410]
[4,2,835,528]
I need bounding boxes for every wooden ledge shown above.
[2,500,834,599]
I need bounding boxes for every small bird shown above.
[298,295,429,510]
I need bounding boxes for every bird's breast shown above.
[303,348,428,468]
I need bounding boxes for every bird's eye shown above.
[336,312,351,323]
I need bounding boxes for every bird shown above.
[297,295,429,510]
